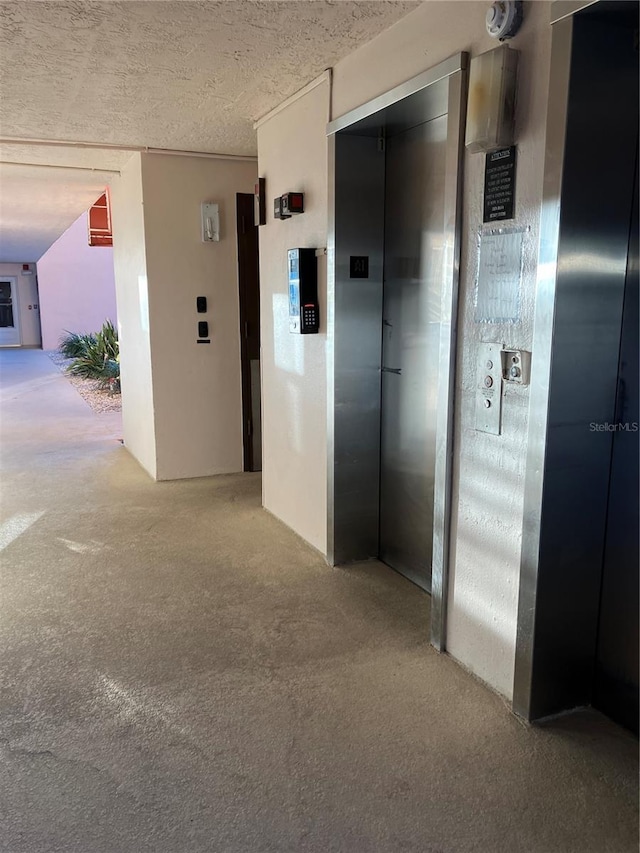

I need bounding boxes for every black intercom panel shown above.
[288,248,319,334]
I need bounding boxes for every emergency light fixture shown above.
[465,44,519,153]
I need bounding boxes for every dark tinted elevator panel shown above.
[594,157,639,735]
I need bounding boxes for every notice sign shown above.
[484,146,516,223]
[475,230,524,323]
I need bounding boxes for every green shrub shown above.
[60,320,120,389]
[58,331,98,359]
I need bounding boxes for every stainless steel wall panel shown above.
[327,54,466,137]
[431,68,467,651]
[550,0,599,24]
[513,15,574,719]
[514,6,639,721]
[326,134,337,565]
[338,82,448,141]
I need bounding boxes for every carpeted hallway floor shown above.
[0,349,637,853]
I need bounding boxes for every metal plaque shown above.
[484,146,516,222]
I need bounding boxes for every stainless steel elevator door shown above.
[379,115,447,591]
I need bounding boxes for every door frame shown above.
[0,276,22,347]
[326,53,468,651]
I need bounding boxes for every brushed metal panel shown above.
[550,0,599,24]
[430,68,467,651]
[513,15,574,721]
[514,7,639,720]
[379,114,447,591]
[327,54,466,137]
[338,81,448,141]
[332,133,385,563]
[326,134,337,565]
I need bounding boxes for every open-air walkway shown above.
[0,349,637,853]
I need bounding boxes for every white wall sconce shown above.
[201,202,220,242]
[465,44,519,153]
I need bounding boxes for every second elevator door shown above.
[379,115,447,591]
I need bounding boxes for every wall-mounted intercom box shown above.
[501,348,530,384]
[288,248,319,334]
[274,197,290,220]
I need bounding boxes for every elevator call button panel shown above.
[288,248,319,334]
[476,344,532,434]
[476,343,504,435]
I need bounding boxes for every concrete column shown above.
[110,152,257,481]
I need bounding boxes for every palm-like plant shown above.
[59,320,120,390]
[58,331,98,359]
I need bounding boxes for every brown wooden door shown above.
[236,193,261,471]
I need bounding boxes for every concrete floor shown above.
[0,349,637,853]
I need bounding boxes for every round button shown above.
[484,375,493,388]
[486,360,493,370]
[510,366,521,378]
[484,399,491,408]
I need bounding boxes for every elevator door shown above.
[594,153,639,734]
[379,115,447,591]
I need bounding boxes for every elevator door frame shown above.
[326,53,468,650]
[514,0,639,723]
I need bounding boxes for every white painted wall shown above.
[37,212,116,351]
[257,79,330,553]
[256,1,553,698]
[111,152,257,482]
[110,154,157,479]
[0,262,41,347]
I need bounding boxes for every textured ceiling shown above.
[0,0,419,262]
[0,164,116,262]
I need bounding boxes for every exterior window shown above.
[88,192,113,247]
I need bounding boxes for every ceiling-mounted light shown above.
[486,1,524,40]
